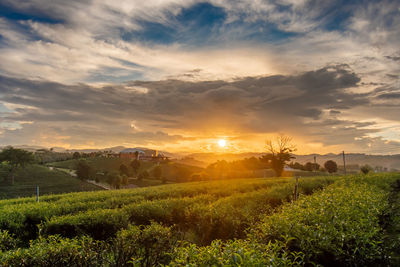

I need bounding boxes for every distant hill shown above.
[2,145,400,170]
[185,152,400,170]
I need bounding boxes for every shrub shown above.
[169,239,305,266]
[0,230,17,252]
[0,235,108,266]
[250,176,395,265]
[324,160,338,173]
[114,222,177,266]
[360,164,373,174]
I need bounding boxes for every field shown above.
[48,157,203,182]
[0,174,399,266]
[0,165,101,199]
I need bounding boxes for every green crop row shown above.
[39,177,334,244]
[0,178,289,241]
[170,174,400,266]
[1,174,397,266]
[0,177,332,244]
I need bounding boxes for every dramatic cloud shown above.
[0,0,399,153]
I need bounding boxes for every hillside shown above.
[0,174,399,265]
[186,152,400,170]
[0,165,101,199]
[48,157,203,182]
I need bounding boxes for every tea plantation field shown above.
[0,174,399,266]
[0,165,101,199]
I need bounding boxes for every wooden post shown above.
[294,176,299,201]
[36,185,39,202]
[342,151,347,175]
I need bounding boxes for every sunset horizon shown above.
[1,1,400,154]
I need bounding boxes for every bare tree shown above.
[261,134,296,177]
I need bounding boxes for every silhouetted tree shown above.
[260,135,296,177]
[0,147,35,184]
[72,152,81,159]
[121,175,128,185]
[130,159,140,176]
[119,164,129,176]
[324,160,338,173]
[106,172,121,188]
[138,170,149,181]
[152,165,162,179]
[360,164,373,174]
[76,160,94,180]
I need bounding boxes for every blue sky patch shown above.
[0,3,63,24]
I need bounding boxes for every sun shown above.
[218,139,226,148]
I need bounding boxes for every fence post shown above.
[36,185,39,202]
[294,176,299,201]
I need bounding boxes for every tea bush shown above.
[249,174,399,265]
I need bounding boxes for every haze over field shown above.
[0,0,400,154]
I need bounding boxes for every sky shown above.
[0,0,400,154]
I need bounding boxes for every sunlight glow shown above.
[218,139,226,148]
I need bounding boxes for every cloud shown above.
[0,0,400,153]
[2,65,397,152]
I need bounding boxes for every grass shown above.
[0,165,102,199]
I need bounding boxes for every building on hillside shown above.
[119,148,168,162]
[119,148,145,159]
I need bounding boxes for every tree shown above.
[121,175,128,185]
[130,159,141,176]
[106,172,121,189]
[72,152,81,159]
[304,162,320,172]
[324,160,338,173]
[119,164,129,176]
[0,147,35,184]
[152,165,162,179]
[76,160,93,180]
[260,135,296,177]
[360,164,373,174]
[138,170,149,181]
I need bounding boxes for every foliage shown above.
[0,147,35,169]
[360,164,373,174]
[0,147,35,184]
[249,174,399,265]
[72,152,81,159]
[0,165,100,200]
[152,165,162,179]
[75,160,94,180]
[169,239,305,267]
[131,159,141,175]
[106,172,122,189]
[289,162,320,172]
[119,164,130,176]
[261,135,296,177]
[0,174,399,266]
[113,222,176,266]
[206,157,267,180]
[324,160,338,173]
[0,230,17,252]
[138,170,149,181]
[0,235,109,266]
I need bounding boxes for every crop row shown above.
[1,177,334,247]
[170,173,400,266]
[0,178,290,240]
[3,173,396,266]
